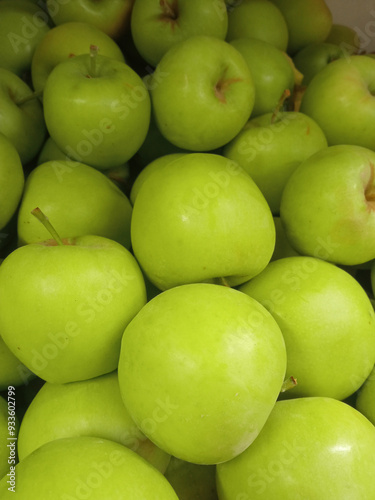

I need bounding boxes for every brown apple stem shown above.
[31,207,64,246]
[89,45,99,78]
[218,277,231,287]
[271,88,291,124]
[16,89,43,106]
[280,376,298,393]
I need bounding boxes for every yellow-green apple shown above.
[165,457,218,499]
[217,397,375,499]
[280,145,375,265]
[0,231,146,383]
[45,0,135,39]
[131,0,228,67]
[0,337,34,391]
[0,436,179,499]
[43,50,151,170]
[130,153,186,205]
[0,68,46,164]
[229,38,294,117]
[0,133,24,231]
[300,55,375,150]
[356,366,375,425]
[118,283,286,464]
[325,23,361,54]
[17,161,133,248]
[131,153,275,290]
[226,0,288,51]
[17,370,170,473]
[149,35,255,151]
[269,0,333,55]
[36,136,70,164]
[223,111,328,214]
[271,217,299,261]
[293,42,350,85]
[31,21,125,92]
[240,256,375,399]
[0,394,19,480]
[0,0,50,77]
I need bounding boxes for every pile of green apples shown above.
[1,0,375,498]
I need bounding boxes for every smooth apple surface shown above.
[46,0,135,39]
[31,21,125,92]
[217,397,375,499]
[17,161,133,248]
[131,153,275,290]
[0,68,46,165]
[280,145,375,265]
[226,0,288,51]
[43,53,151,170]
[0,133,24,230]
[0,336,34,391]
[150,35,255,151]
[325,23,361,54]
[118,283,286,464]
[356,366,375,425]
[0,436,179,499]
[165,457,218,499]
[271,217,300,261]
[17,370,170,473]
[224,111,328,214]
[229,38,294,118]
[269,0,333,55]
[239,256,375,400]
[0,0,50,77]
[131,0,228,67]
[300,55,375,150]
[0,235,147,383]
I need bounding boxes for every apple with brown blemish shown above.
[280,144,375,265]
[149,35,255,151]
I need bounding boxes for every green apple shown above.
[0,0,50,77]
[0,68,46,165]
[217,397,375,499]
[131,0,228,67]
[0,231,147,383]
[118,283,286,464]
[17,160,133,248]
[131,153,275,290]
[226,0,288,52]
[0,436,179,498]
[280,145,375,265]
[239,256,375,399]
[325,23,361,54]
[130,153,186,205]
[229,38,294,118]
[43,50,151,170]
[31,21,125,92]
[271,217,299,261]
[36,136,70,164]
[164,457,218,499]
[45,0,135,39]
[0,133,24,230]
[269,0,333,55]
[293,42,349,85]
[0,336,34,391]
[0,394,19,480]
[300,55,375,150]
[17,370,170,473]
[223,111,328,214]
[150,35,255,151]
[356,366,375,425]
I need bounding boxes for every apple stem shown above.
[271,89,291,124]
[280,376,297,393]
[16,89,43,106]
[218,277,231,287]
[89,45,99,78]
[31,207,64,246]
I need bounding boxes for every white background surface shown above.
[325,0,375,52]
